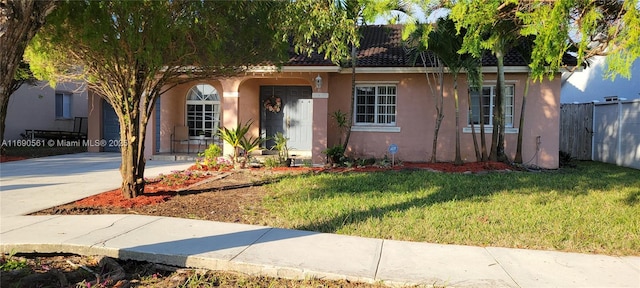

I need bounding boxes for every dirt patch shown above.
[2,253,396,288]
[34,162,513,223]
[35,168,316,224]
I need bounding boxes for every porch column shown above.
[312,92,329,165]
[87,90,101,153]
[220,79,242,159]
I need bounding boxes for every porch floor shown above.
[151,151,314,167]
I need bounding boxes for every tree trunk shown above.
[0,90,10,153]
[468,87,481,162]
[496,51,507,162]
[431,64,445,163]
[453,74,462,165]
[119,123,148,198]
[514,75,531,163]
[431,107,444,163]
[116,98,149,199]
[0,0,56,153]
[342,44,357,153]
[490,49,505,161]
[479,86,488,161]
[119,119,140,198]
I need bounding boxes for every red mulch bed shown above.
[74,175,212,208]
[0,155,27,163]
[324,161,514,173]
[400,161,513,172]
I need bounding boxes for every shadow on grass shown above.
[623,191,640,206]
[293,172,498,233]
[291,162,640,233]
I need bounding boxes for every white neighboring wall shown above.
[561,56,640,103]
[592,100,640,170]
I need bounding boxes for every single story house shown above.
[87,25,572,169]
[6,81,88,141]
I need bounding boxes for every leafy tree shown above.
[282,0,408,153]
[0,0,57,153]
[518,0,639,81]
[27,0,286,198]
[404,20,446,163]
[411,0,637,165]
[516,0,638,163]
[512,38,535,164]
[280,1,354,158]
[437,20,483,165]
[450,0,524,163]
[406,18,482,164]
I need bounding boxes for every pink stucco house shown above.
[87,25,571,169]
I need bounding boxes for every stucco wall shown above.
[156,76,318,158]
[327,72,561,169]
[6,81,88,140]
[87,91,101,153]
[158,80,222,153]
[87,70,561,168]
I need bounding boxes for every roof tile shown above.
[287,24,578,68]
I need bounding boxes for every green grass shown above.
[0,251,29,271]
[262,161,640,256]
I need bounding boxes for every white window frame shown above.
[186,84,221,139]
[464,83,518,134]
[352,83,400,133]
[55,92,73,119]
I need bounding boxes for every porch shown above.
[150,150,314,167]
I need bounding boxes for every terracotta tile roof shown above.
[287,24,578,68]
[287,49,334,66]
[482,49,529,67]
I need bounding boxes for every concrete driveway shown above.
[0,152,193,217]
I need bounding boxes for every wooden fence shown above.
[559,103,593,160]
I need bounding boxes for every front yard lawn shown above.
[263,161,640,256]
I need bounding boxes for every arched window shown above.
[186,84,220,138]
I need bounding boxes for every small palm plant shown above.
[217,120,264,167]
[271,132,289,165]
[217,120,253,164]
[239,134,264,166]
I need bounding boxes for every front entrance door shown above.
[260,86,312,152]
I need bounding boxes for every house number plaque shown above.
[388,144,398,166]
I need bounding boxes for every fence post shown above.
[591,102,595,161]
[616,101,623,166]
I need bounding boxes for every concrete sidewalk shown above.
[1,153,639,287]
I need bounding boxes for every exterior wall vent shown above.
[604,96,619,102]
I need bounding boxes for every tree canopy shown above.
[282,0,406,65]
[0,0,57,153]
[26,0,287,198]
[518,0,640,80]
[410,0,638,163]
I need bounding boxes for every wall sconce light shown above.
[315,74,322,89]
